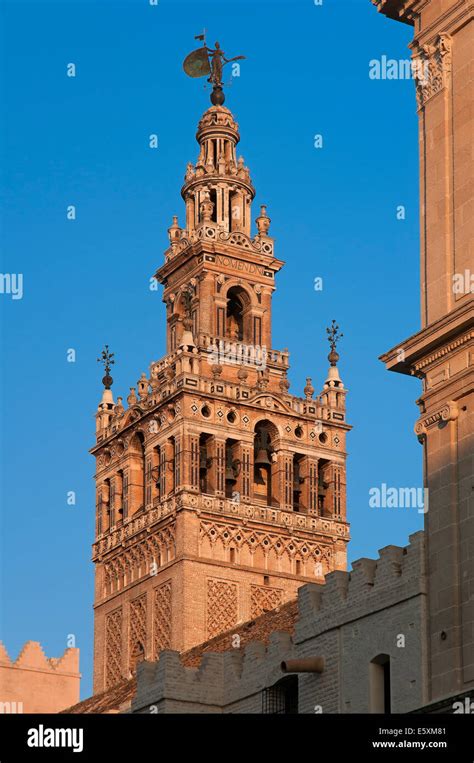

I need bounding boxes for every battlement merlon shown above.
[0,640,80,676]
[295,530,426,642]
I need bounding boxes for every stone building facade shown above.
[91,96,351,694]
[377,0,474,705]
[0,641,80,714]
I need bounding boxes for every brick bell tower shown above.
[91,49,351,693]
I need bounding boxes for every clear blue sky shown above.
[1,0,422,699]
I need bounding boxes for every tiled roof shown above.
[181,599,298,668]
[63,599,298,714]
[63,677,136,714]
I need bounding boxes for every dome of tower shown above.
[196,105,240,142]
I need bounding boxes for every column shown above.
[213,437,225,497]
[278,450,293,512]
[240,442,252,503]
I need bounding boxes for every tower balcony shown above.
[198,333,289,369]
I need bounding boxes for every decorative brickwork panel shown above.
[207,579,238,639]
[250,585,282,618]
[153,581,172,659]
[103,525,175,594]
[105,607,123,689]
[200,520,333,574]
[129,594,147,674]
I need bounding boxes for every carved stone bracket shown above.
[414,400,459,441]
[415,33,452,110]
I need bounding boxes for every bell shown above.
[254,448,271,467]
[199,449,208,470]
[225,466,237,483]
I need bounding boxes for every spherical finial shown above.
[304,377,315,399]
[97,345,115,389]
[326,320,343,366]
[210,85,225,105]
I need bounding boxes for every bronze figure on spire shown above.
[183,35,245,105]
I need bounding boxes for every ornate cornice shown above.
[380,300,474,375]
[371,0,417,25]
[413,330,473,372]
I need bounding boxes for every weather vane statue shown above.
[326,320,343,366]
[97,345,115,389]
[183,31,245,106]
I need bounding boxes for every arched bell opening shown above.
[225,285,252,343]
[253,421,278,507]
[199,433,213,494]
[318,459,331,517]
[225,438,240,499]
[226,287,244,341]
[292,454,305,512]
[209,188,217,223]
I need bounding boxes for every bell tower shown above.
[163,103,274,357]
[90,48,351,694]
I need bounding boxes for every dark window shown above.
[262,676,298,714]
[370,654,391,713]
[210,189,217,223]
[226,289,244,341]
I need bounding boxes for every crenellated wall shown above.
[131,531,428,714]
[0,641,80,713]
[295,530,427,713]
